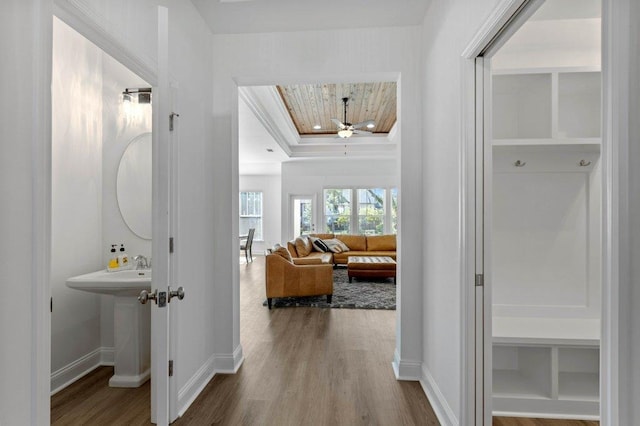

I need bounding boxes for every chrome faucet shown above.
[133,255,149,270]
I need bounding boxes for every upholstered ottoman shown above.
[347,256,396,283]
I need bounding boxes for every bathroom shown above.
[50,15,152,394]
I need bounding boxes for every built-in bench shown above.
[492,317,600,420]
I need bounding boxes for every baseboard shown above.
[213,344,245,373]
[177,354,216,417]
[391,349,422,380]
[100,346,114,365]
[50,346,114,395]
[419,365,459,426]
[177,345,245,418]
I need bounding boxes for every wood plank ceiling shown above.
[276,82,397,136]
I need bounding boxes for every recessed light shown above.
[366,123,375,129]
[266,148,274,152]
[313,124,322,130]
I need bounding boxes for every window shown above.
[239,191,262,240]
[324,189,351,234]
[358,188,386,235]
[323,187,397,235]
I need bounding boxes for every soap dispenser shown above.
[118,244,130,270]
[107,244,119,271]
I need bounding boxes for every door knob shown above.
[168,286,185,302]
[138,289,157,304]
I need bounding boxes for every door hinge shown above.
[475,274,484,287]
[169,237,174,253]
[168,360,174,377]
[50,297,53,313]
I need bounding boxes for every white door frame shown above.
[460,0,617,424]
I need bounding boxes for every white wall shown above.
[51,16,104,387]
[99,44,153,353]
[280,158,397,241]
[213,27,424,377]
[0,0,52,423]
[239,174,281,254]
[420,0,502,423]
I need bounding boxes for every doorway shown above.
[48,6,178,425]
[465,0,606,424]
[291,195,316,237]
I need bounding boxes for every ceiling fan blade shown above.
[353,129,373,135]
[331,118,346,129]
[352,119,375,129]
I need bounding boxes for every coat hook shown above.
[579,159,592,167]
[514,160,526,167]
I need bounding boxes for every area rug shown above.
[263,267,396,310]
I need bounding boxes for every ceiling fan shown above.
[332,97,375,138]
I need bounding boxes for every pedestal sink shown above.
[67,269,152,388]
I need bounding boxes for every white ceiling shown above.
[190,0,432,34]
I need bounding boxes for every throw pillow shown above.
[310,237,330,253]
[271,244,292,262]
[335,239,350,252]
[323,238,344,253]
[295,236,312,257]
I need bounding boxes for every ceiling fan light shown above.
[313,124,321,130]
[338,129,353,138]
[367,122,375,129]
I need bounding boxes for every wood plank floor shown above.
[51,256,599,425]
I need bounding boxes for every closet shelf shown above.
[493,317,600,346]
[493,370,550,399]
[492,138,601,147]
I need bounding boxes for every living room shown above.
[238,82,400,309]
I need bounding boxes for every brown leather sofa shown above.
[265,250,333,309]
[287,233,397,265]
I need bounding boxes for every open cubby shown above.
[493,346,552,399]
[492,69,601,145]
[493,73,552,140]
[558,72,602,138]
[558,347,600,401]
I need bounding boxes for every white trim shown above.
[391,349,422,380]
[238,87,296,156]
[53,0,157,85]
[101,347,115,365]
[50,347,114,395]
[420,365,459,426]
[177,354,216,417]
[461,0,529,59]
[600,0,625,424]
[212,345,245,374]
[493,411,600,421]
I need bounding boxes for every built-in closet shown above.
[490,3,601,420]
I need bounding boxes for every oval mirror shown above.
[117,132,152,240]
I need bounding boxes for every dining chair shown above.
[241,228,255,263]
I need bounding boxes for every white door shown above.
[291,195,316,237]
[149,6,182,425]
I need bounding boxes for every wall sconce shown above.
[123,87,152,104]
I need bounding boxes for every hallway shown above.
[52,256,437,425]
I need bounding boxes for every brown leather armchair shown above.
[265,253,333,309]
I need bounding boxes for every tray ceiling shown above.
[277,82,397,136]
